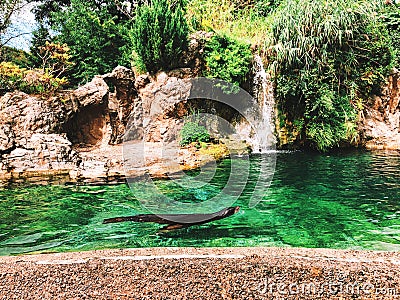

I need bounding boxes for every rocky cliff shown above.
[0,66,248,185]
[359,70,400,150]
[0,74,108,183]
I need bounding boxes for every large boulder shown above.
[133,72,192,143]
[0,76,111,182]
[70,75,109,107]
[102,67,192,145]
[183,31,214,77]
[0,76,110,154]
[0,92,68,153]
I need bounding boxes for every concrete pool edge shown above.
[1,247,400,299]
[1,247,400,264]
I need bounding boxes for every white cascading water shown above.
[252,54,276,152]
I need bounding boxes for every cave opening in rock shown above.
[64,103,108,149]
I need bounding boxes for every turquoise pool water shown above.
[0,150,399,255]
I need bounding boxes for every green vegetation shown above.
[186,0,398,151]
[179,120,210,146]
[270,0,395,151]
[130,0,189,73]
[0,62,26,92]
[0,46,29,67]
[253,0,282,17]
[0,42,71,95]
[28,23,52,69]
[383,2,400,66]
[203,34,252,93]
[0,61,68,95]
[51,0,131,85]
[187,0,273,45]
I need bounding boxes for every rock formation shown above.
[0,32,254,184]
[360,70,400,150]
[0,91,79,181]
[63,75,109,146]
[103,66,137,144]
[0,74,112,183]
[0,64,244,184]
[1,133,79,177]
[0,92,67,147]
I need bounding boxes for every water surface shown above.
[0,150,399,255]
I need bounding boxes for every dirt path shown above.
[0,247,399,299]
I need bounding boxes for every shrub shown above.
[179,121,210,146]
[131,0,189,73]
[37,41,74,78]
[270,0,395,151]
[0,46,29,67]
[203,34,252,93]
[0,62,24,92]
[22,69,68,94]
[0,42,71,95]
[0,62,68,95]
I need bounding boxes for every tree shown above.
[382,1,400,66]
[32,0,72,24]
[51,0,132,85]
[131,0,189,73]
[29,22,52,68]
[35,41,74,78]
[0,46,29,66]
[32,0,131,25]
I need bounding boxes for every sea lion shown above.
[103,206,240,230]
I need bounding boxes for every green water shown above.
[0,150,399,255]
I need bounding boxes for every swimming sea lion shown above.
[103,206,240,230]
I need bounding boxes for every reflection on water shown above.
[0,150,399,255]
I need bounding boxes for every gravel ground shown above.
[0,247,399,299]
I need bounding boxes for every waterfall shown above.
[252,54,276,152]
